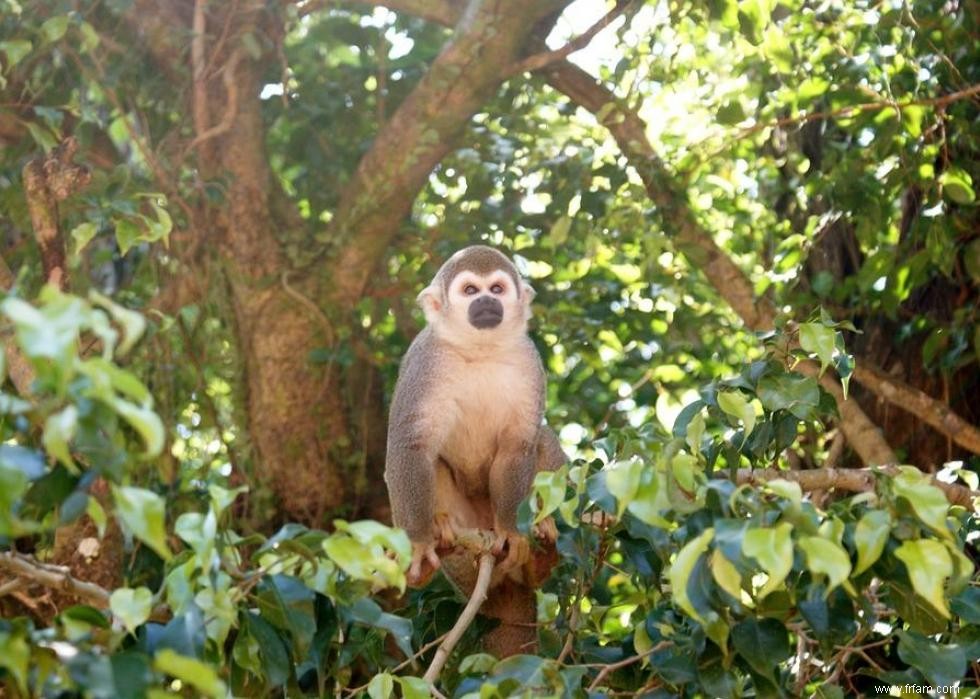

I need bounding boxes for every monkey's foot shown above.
[408,541,440,586]
[492,530,530,572]
[433,512,457,549]
[533,516,558,543]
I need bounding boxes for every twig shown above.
[736,465,977,507]
[423,552,495,685]
[0,551,111,608]
[343,632,450,697]
[183,49,242,156]
[586,641,672,691]
[508,1,633,77]
[694,82,980,160]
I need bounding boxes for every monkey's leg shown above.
[488,436,538,572]
[433,458,480,548]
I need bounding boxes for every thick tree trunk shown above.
[196,27,349,524]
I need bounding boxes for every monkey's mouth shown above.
[469,297,504,329]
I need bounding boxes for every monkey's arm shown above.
[384,334,445,582]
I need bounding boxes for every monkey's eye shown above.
[464,284,479,295]
[490,283,504,295]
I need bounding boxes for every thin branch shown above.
[0,551,111,608]
[423,552,495,685]
[737,466,977,508]
[21,137,90,291]
[191,0,209,141]
[507,0,634,77]
[586,641,673,691]
[852,363,980,455]
[183,49,243,157]
[701,82,980,154]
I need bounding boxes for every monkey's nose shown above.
[468,296,503,329]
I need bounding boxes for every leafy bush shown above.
[1,291,975,697]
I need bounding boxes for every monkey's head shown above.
[418,246,535,344]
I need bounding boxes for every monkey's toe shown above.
[534,517,558,542]
[407,541,440,586]
[433,513,457,549]
[494,531,530,572]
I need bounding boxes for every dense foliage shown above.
[1,0,978,696]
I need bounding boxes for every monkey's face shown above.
[419,267,534,345]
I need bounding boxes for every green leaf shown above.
[153,649,226,698]
[40,15,70,43]
[731,617,789,682]
[897,631,967,688]
[604,459,643,517]
[710,548,746,604]
[895,539,952,618]
[717,391,755,440]
[110,586,153,634]
[799,323,835,373]
[798,536,852,593]
[367,673,394,699]
[256,575,316,660]
[892,468,951,539]
[78,21,101,52]
[950,587,980,624]
[243,612,289,687]
[548,216,572,246]
[175,511,217,567]
[742,522,793,599]
[939,167,975,205]
[0,631,30,692]
[43,405,78,471]
[113,486,171,560]
[89,291,147,356]
[347,597,413,657]
[70,221,99,257]
[459,653,497,675]
[530,467,566,523]
[111,398,165,457]
[397,676,430,699]
[668,527,714,623]
[0,39,32,68]
[853,509,890,575]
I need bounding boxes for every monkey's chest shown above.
[438,360,537,495]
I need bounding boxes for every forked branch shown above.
[423,549,496,685]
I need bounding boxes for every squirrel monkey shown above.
[384,245,562,586]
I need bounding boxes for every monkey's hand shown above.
[492,530,530,572]
[533,516,558,543]
[407,540,441,586]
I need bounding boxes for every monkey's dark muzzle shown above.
[468,296,504,329]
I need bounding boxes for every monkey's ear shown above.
[417,285,443,323]
[521,282,536,303]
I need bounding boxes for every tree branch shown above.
[326,0,569,305]
[423,551,495,685]
[737,466,978,508]
[21,137,90,291]
[0,551,111,609]
[297,0,459,25]
[507,0,634,77]
[542,60,898,467]
[851,363,980,455]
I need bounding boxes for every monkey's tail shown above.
[482,578,537,657]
